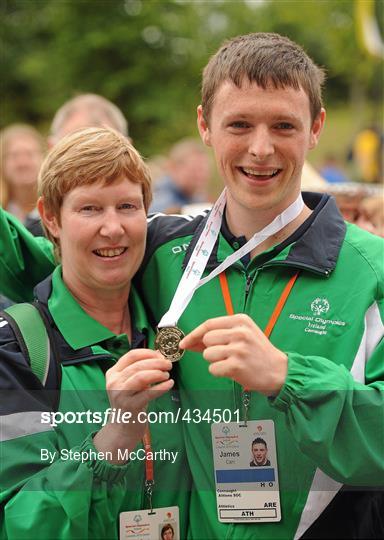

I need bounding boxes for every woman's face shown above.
[4,134,44,189]
[43,176,147,297]
[162,527,174,540]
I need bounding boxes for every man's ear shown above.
[309,108,326,149]
[197,105,212,147]
[37,197,60,238]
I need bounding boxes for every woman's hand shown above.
[93,349,173,464]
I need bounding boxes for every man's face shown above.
[252,443,268,465]
[198,80,324,217]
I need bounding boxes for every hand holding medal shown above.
[156,189,304,363]
[179,314,288,396]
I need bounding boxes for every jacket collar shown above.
[34,267,148,351]
[182,192,346,276]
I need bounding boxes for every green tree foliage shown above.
[1,0,382,156]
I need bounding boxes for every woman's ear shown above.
[37,197,60,238]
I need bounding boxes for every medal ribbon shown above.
[158,189,304,328]
[143,427,155,511]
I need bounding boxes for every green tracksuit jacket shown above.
[0,267,190,539]
[137,192,384,539]
[0,192,383,538]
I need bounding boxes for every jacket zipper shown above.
[232,272,255,427]
[262,260,330,277]
[245,274,253,300]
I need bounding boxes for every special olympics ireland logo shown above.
[311,298,330,316]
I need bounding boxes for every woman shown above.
[0,127,189,539]
[0,123,46,235]
[161,523,175,540]
[0,124,46,309]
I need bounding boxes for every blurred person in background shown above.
[348,125,383,184]
[146,154,168,185]
[1,95,128,232]
[0,95,129,310]
[1,124,46,236]
[0,124,46,310]
[48,93,129,146]
[327,187,384,237]
[319,153,350,184]
[356,195,384,237]
[149,138,211,214]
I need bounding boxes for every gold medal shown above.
[155,326,185,362]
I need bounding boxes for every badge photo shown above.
[120,506,179,540]
[211,420,281,523]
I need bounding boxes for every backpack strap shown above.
[3,303,50,386]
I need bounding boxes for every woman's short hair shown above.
[38,127,152,250]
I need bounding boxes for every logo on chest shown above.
[289,297,346,337]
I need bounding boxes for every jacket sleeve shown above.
[271,300,384,485]
[0,321,134,540]
[0,208,55,302]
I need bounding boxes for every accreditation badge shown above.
[211,420,281,523]
[120,506,179,539]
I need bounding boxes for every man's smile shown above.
[238,166,282,182]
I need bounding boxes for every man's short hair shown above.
[50,94,128,140]
[39,127,151,252]
[202,32,325,124]
[252,437,267,448]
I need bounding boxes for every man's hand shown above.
[180,314,287,396]
[93,349,173,463]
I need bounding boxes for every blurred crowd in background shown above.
[1,92,383,241]
[1,120,383,235]
[1,1,383,260]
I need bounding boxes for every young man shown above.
[138,33,384,539]
[250,438,270,467]
[0,33,383,539]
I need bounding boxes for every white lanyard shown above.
[158,189,304,328]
